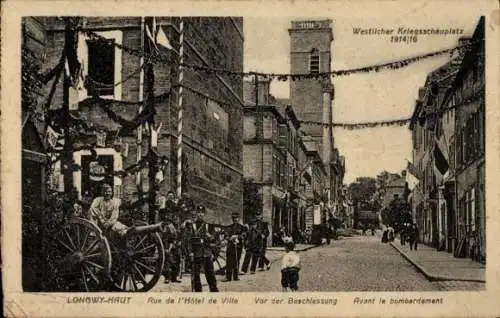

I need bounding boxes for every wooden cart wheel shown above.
[50,217,112,292]
[108,224,165,292]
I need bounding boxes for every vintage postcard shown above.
[2,0,500,317]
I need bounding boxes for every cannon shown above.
[125,222,166,236]
[49,217,112,292]
[105,219,165,292]
[49,215,165,292]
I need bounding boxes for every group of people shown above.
[360,223,376,236]
[157,190,278,291]
[399,223,419,251]
[381,226,395,243]
[75,184,301,292]
[380,223,419,251]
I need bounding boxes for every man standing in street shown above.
[157,188,182,283]
[408,223,419,251]
[256,214,271,271]
[223,212,247,282]
[240,217,263,274]
[181,205,219,292]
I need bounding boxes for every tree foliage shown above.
[22,47,45,112]
[381,196,412,231]
[347,177,377,204]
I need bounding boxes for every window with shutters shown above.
[282,163,287,188]
[449,136,455,171]
[84,31,122,100]
[463,125,467,165]
[473,113,479,159]
[309,48,320,74]
[479,108,485,154]
[278,124,288,148]
[457,130,463,167]
[87,39,115,96]
[469,187,475,230]
[467,116,475,163]
[275,158,279,185]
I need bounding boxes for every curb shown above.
[267,245,316,252]
[267,244,318,266]
[390,242,485,283]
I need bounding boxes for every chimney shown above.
[243,77,271,106]
[458,36,472,47]
[258,77,271,105]
[418,87,426,100]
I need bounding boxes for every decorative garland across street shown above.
[32,29,482,133]
[300,87,484,130]
[80,27,479,80]
[301,118,411,130]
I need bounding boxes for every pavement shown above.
[390,240,486,282]
[266,243,316,252]
[151,233,485,292]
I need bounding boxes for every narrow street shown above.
[152,234,485,292]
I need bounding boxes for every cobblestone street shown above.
[151,234,485,292]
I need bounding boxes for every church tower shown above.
[288,20,334,165]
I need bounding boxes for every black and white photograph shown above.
[3,0,500,317]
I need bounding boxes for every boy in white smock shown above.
[280,237,301,292]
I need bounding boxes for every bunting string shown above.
[85,54,153,89]
[301,86,484,130]
[301,118,411,130]
[80,27,480,80]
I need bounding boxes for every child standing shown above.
[281,237,301,292]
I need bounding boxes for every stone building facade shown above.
[33,17,244,224]
[409,17,485,262]
[445,17,485,261]
[288,19,341,215]
[242,78,312,244]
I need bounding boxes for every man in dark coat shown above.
[159,213,181,283]
[164,191,178,217]
[408,223,419,251]
[255,214,271,271]
[222,212,247,282]
[181,205,219,292]
[247,221,263,274]
[241,218,263,274]
[157,190,182,283]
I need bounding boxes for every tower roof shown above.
[288,19,333,41]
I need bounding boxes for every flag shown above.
[434,138,449,175]
[46,125,62,149]
[97,131,107,147]
[122,143,129,158]
[146,17,176,53]
[156,25,175,51]
[406,160,422,180]
[65,50,85,110]
[421,149,431,168]
[155,170,164,184]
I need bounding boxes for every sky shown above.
[243,14,480,184]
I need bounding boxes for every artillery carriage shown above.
[49,207,166,292]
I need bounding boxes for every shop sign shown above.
[89,161,106,181]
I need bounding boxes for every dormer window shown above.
[309,48,320,74]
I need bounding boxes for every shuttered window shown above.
[87,39,115,96]
[309,48,320,74]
